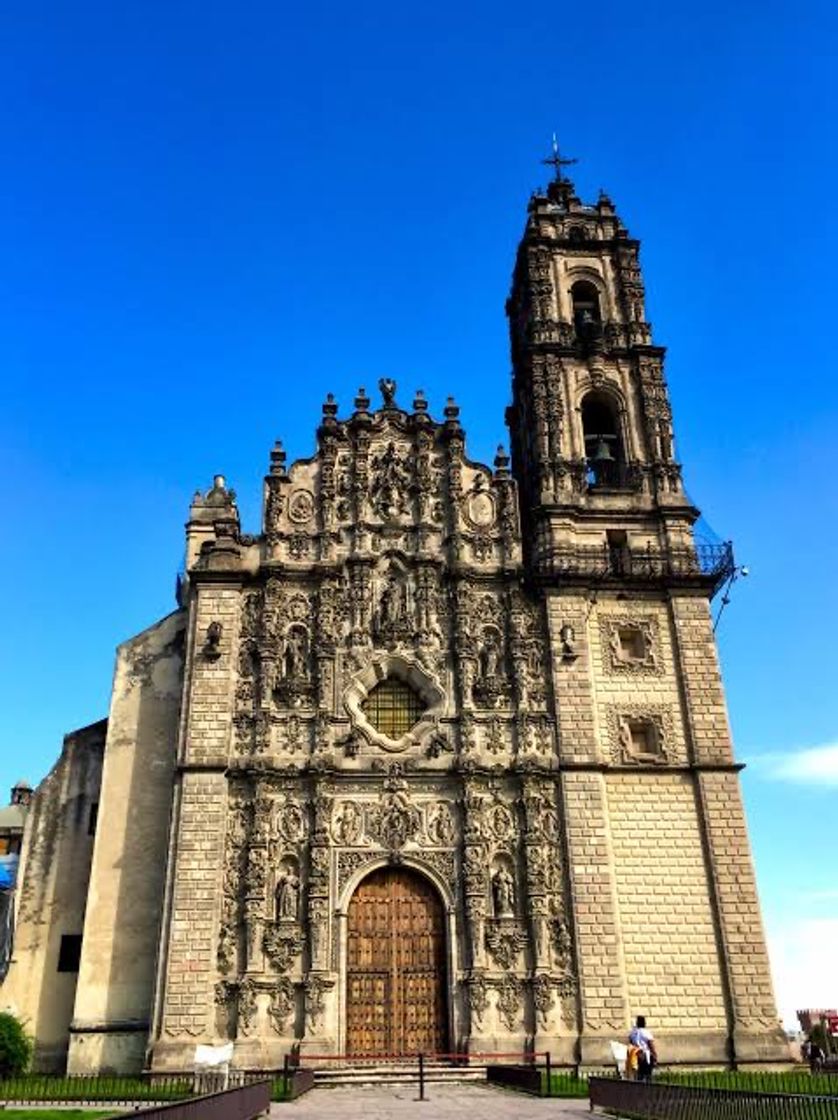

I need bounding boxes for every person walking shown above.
[628,1015,658,1082]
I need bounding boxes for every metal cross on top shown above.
[541,133,578,181]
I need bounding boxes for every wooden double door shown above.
[346,868,448,1056]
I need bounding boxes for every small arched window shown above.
[581,392,624,487]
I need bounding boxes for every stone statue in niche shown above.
[274,625,314,708]
[371,442,411,520]
[380,575,406,627]
[275,866,301,922]
[480,629,502,679]
[492,865,516,918]
[474,627,508,708]
[284,626,309,679]
[375,572,414,645]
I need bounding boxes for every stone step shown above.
[312,1064,488,1086]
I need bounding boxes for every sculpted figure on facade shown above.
[370,441,411,520]
[491,865,515,917]
[275,866,301,922]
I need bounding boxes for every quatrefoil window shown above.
[361,678,426,739]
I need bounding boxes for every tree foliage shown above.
[0,1011,32,1076]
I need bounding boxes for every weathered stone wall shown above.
[1,721,106,1071]
[606,772,728,1053]
[67,610,185,1075]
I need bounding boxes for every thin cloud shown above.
[767,915,838,1029]
[747,741,838,787]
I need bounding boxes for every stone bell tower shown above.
[505,149,788,1064]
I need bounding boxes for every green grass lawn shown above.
[542,1068,838,1098]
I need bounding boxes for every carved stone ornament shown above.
[426,802,455,845]
[607,703,677,765]
[337,850,381,894]
[418,848,456,892]
[332,800,364,845]
[464,474,496,529]
[287,489,315,525]
[600,614,663,675]
[369,773,420,851]
[237,979,258,1036]
[268,977,296,1035]
[493,974,522,1032]
[262,922,304,972]
[203,621,223,660]
[530,973,555,1029]
[370,442,411,520]
[304,975,335,1030]
[485,918,528,969]
[467,972,489,1028]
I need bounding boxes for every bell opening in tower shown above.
[581,392,626,488]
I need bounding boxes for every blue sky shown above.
[2,1,836,1025]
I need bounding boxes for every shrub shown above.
[0,1011,32,1076]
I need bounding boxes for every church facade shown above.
[2,169,788,1073]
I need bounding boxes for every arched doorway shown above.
[346,867,448,1056]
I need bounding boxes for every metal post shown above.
[418,1052,425,1101]
[283,1052,290,1099]
[545,1051,552,1097]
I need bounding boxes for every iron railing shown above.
[0,1072,291,1105]
[121,1080,271,1120]
[534,540,735,597]
[588,1076,838,1119]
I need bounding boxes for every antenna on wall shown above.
[713,564,750,632]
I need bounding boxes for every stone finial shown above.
[269,440,287,477]
[205,475,237,508]
[354,387,371,413]
[444,396,460,421]
[494,445,510,478]
[412,389,428,413]
[322,393,338,419]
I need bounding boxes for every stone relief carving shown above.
[263,923,304,972]
[493,974,522,1032]
[600,614,662,674]
[370,441,411,520]
[426,802,455,845]
[237,979,258,1036]
[467,973,490,1028]
[485,921,528,969]
[332,800,364,845]
[368,771,421,851]
[267,977,296,1034]
[304,975,335,1031]
[607,703,677,765]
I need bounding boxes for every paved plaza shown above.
[271,1083,603,1118]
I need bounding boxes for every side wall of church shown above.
[67,610,185,1075]
[0,722,106,1072]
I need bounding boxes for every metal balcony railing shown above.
[534,541,735,597]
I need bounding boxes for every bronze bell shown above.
[592,436,615,462]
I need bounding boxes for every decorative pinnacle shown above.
[541,133,578,182]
